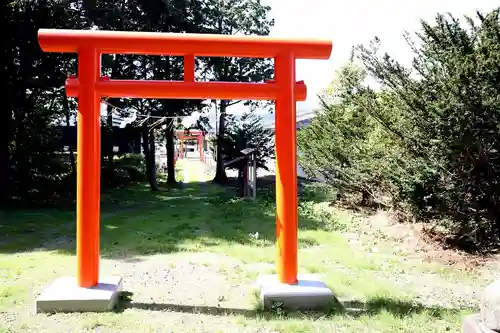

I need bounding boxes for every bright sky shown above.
[215,0,499,125]
[268,0,499,111]
[135,0,499,130]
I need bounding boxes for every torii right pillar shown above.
[257,52,335,311]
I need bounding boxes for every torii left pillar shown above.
[36,47,123,314]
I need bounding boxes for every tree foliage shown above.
[298,64,399,206]
[2,0,87,205]
[200,0,274,183]
[2,0,273,206]
[299,8,500,252]
[216,112,275,174]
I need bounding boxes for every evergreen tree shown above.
[214,112,274,193]
[136,0,209,187]
[355,9,500,250]
[2,0,87,205]
[301,8,500,251]
[200,0,274,184]
[298,64,398,205]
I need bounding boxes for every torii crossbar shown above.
[37,29,332,291]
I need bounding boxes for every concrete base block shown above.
[35,276,123,313]
[462,314,497,333]
[257,274,334,311]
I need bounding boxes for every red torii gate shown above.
[175,129,204,161]
[37,29,331,299]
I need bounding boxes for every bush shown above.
[102,153,146,187]
[298,64,398,208]
[300,9,500,252]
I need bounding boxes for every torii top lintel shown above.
[175,130,203,137]
[38,29,332,60]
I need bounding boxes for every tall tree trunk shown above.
[0,97,12,206]
[106,104,114,169]
[213,100,228,184]
[63,95,76,178]
[105,54,122,174]
[0,0,10,205]
[0,45,13,205]
[142,122,158,191]
[148,129,158,191]
[165,121,177,185]
[238,165,245,197]
[142,123,149,164]
[14,99,30,197]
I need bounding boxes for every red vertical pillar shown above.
[76,48,101,288]
[184,55,195,82]
[95,57,102,284]
[274,52,298,285]
[198,136,203,162]
[184,54,195,162]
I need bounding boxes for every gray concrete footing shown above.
[257,274,334,311]
[35,276,123,313]
[462,314,497,333]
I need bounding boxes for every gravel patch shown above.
[110,253,253,308]
[3,252,266,333]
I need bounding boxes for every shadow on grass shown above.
[0,180,328,262]
[116,291,465,320]
[117,292,257,317]
[337,297,464,318]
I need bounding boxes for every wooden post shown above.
[252,153,257,200]
[243,161,248,198]
[198,136,203,162]
[184,55,195,82]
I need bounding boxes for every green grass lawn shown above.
[0,160,483,332]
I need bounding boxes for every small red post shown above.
[275,52,298,285]
[198,136,203,162]
[184,55,195,82]
[76,48,101,288]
